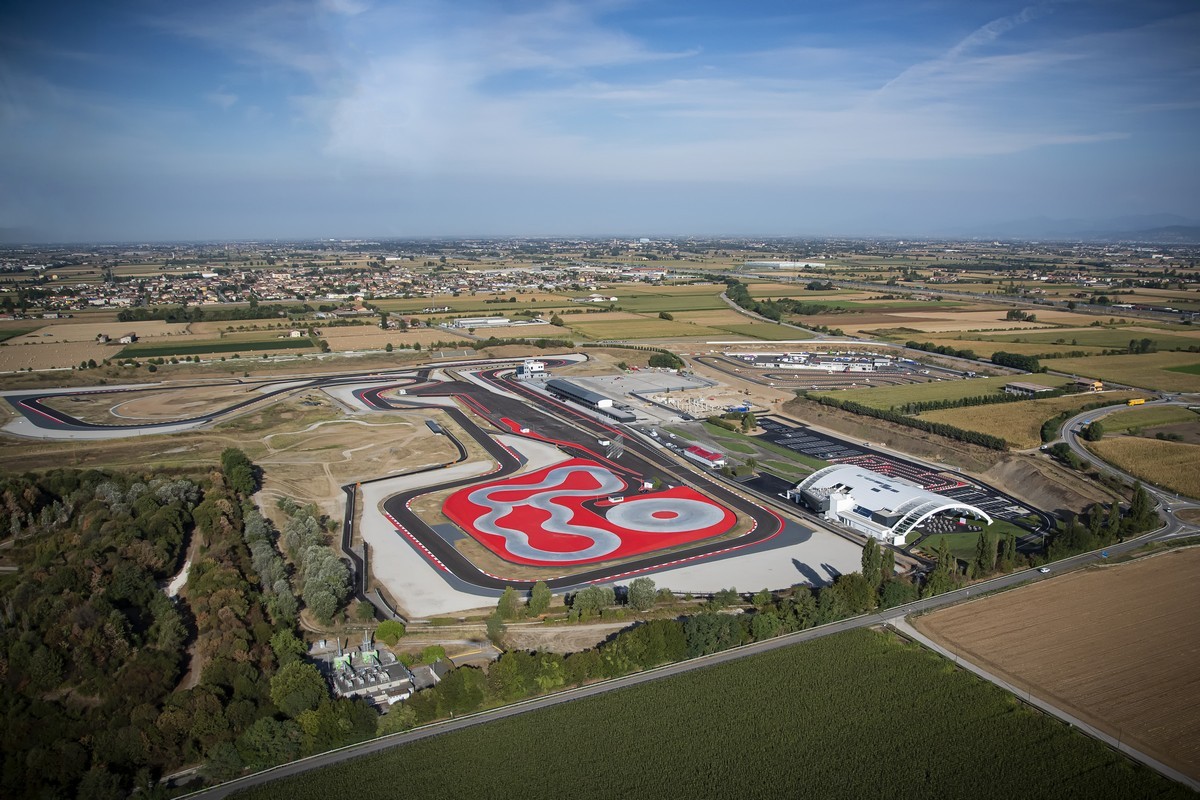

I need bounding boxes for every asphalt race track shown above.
[361,364,788,590]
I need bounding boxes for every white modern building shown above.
[785,464,991,546]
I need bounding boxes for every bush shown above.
[375,620,406,645]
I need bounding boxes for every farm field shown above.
[1044,353,1200,392]
[118,337,317,358]
[1103,405,1200,433]
[565,315,725,340]
[233,628,1189,800]
[0,340,114,371]
[5,320,192,343]
[812,374,1074,410]
[917,390,1150,449]
[320,327,476,350]
[878,336,1107,359]
[915,547,1200,782]
[1087,437,1200,498]
[976,327,1200,351]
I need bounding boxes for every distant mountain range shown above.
[968,214,1200,243]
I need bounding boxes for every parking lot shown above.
[756,416,1038,526]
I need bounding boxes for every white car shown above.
[1038,567,1050,574]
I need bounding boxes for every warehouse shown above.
[785,464,991,546]
[1004,381,1057,397]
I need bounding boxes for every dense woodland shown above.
[0,456,376,798]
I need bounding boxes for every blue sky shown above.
[1,0,1197,241]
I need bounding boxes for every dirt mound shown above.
[982,455,1112,515]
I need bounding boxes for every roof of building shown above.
[546,378,610,406]
[794,464,991,538]
[1005,381,1056,392]
[684,445,724,461]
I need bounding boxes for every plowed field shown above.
[914,547,1200,782]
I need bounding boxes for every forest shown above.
[0,456,376,798]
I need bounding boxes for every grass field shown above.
[916,519,1032,561]
[916,547,1200,782]
[976,327,1200,351]
[118,337,316,357]
[917,390,1150,449]
[234,629,1188,800]
[1044,352,1200,392]
[1087,437,1200,498]
[565,318,725,340]
[717,323,815,340]
[1102,405,1200,433]
[0,327,37,343]
[812,374,1074,410]
[1167,363,1200,375]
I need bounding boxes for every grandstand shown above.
[785,464,991,546]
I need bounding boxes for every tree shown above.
[270,629,307,667]
[973,529,996,577]
[270,661,327,718]
[550,313,563,326]
[861,538,882,588]
[376,705,417,736]
[497,585,523,620]
[658,311,674,320]
[528,580,552,616]
[485,610,507,645]
[385,342,393,353]
[375,620,406,645]
[880,547,895,584]
[752,588,772,607]
[879,578,917,609]
[1082,421,1105,442]
[627,577,657,611]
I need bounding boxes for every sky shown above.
[1,0,1198,241]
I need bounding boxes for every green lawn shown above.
[233,629,1188,800]
[0,326,37,343]
[917,520,1031,561]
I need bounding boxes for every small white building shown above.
[683,445,727,468]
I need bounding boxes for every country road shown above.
[180,513,1185,800]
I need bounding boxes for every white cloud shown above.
[205,90,238,110]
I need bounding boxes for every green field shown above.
[234,629,1188,800]
[1045,353,1200,392]
[0,327,37,343]
[1102,405,1200,433]
[813,374,1073,410]
[975,328,1200,351]
[118,337,316,358]
[1167,363,1200,375]
[565,318,724,340]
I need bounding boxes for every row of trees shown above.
[894,388,1066,416]
[991,351,1042,372]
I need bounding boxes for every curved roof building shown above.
[786,464,992,545]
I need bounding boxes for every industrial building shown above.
[451,316,512,328]
[545,378,636,423]
[1004,381,1057,397]
[785,464,991,546]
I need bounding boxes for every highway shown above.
[1057,399,1200,537]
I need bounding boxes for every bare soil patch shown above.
[0,341,114,371]
[914,547,1200,781]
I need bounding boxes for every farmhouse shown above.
[1004,381,1056,398]
[1074,378,1104,392]
[785,464,991,547]
[683,445,727,468]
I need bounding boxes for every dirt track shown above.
[914,547,1200,782]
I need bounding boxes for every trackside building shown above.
[785,464,991,546]
[683,445,727,468]
[545,378,636,423]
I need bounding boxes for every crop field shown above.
[1043,353,1200,392]
[234,628,1188,800]
[875,336,1107,359]
[0,326,36,343]
[1087,437,1200,498]
[319,328,475,350]
[118,337,316,357]
[812,374,1074,410]
[1168,363,1200,375]
[565,316,725,340]
[612,293,728,313]
[0,341,113,371]
[916,547,1200,782]
[718,323,815,340]
[1103,405,1200,433]
[917,390,1150,449]
[976,327,1200,351]
[4,320,191,343]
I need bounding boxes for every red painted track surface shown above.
[443,457,736,566]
